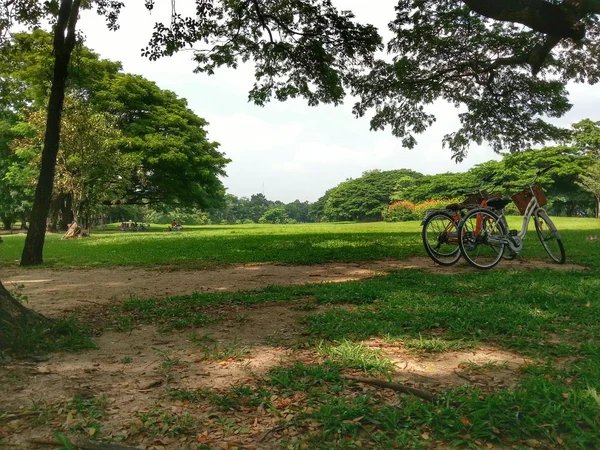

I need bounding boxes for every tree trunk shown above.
[47,194,62,232]
[59,194,74,231]
[0,280,48,350]
[20,0,82,266]
[1,217,11,231]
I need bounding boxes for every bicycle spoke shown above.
[422,212,461,266]
[459,209,506,269]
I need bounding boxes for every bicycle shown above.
[457,166,565,270]
[421,174,509,266]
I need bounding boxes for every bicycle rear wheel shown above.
[458,208,507,270]
[534,211,565,264]
[422,211,461,266]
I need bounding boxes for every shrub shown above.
[413,198,462,219]
[382,201,416,222]
[259,207,290,224]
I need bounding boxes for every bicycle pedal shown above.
[509,229,518,236]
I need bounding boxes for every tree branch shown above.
[462,0,586,40]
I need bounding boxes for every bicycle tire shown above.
[534,211,565,264]
[458,208,507,270]
[421,211,461,266]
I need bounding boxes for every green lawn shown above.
[1,217,598,268]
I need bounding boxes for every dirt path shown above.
[1,257,587,317]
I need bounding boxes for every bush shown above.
[259,207,291,224]
[413,198,462,219]
[382,201,416,222]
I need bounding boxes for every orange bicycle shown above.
[421,175,509,266]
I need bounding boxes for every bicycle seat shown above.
[486,198,511,210]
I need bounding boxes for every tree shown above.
[93,73,229,209]
[259,207,291,224]
[577,164,600,218]
[14,97,124,229]
[573,119,600,217]
[2,31,230,228]
[352,1,600,161]
[323,169,422,221]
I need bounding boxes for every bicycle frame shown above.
[487,186,559,254]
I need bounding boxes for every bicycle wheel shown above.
[534,212,565,264]
[422,211,461,266]
[458,208,507,270]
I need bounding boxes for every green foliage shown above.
[259,207,291,224]
[352,1,592,160]
[382,200,416,222]
[0,30,229,226]
[321,169,422,221]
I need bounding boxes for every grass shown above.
[2,218,600,448]
[0,316,97,355]
[316,340,395,375]
[1,217,596,269]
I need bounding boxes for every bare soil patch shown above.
[1,257,587,318]
[0,300,528,449]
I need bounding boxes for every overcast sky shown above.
[77,1,600,203]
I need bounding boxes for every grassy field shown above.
[1,218,600,449]
[1,217,598,268]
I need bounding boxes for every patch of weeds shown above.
[153,349,182,369]
[235,313,250,323]
[167,386,270,411]
[317,340,394,375]
[29,399,53,426]
[63,395,107,438]
[68,394,108,419]
[1,317,96,355]
[115,297,220,331]
[292,302,318,311]
[194,337,250,362]
[268,362,343,392]
[114,315,134,332]
[133,407,196,437]
[54,432,76,450]
[120,356,132,364]
[8,283,28,304]
[403,335,476,353]
[458,360,510,373]
[189,332,217,346]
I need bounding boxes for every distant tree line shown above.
[312,121,600,221]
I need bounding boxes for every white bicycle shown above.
[457,166,566,270]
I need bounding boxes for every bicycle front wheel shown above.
[534,211,565,264]
[458,208,507,270]
[422,211,461,266]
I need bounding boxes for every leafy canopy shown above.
[2,1,599,162]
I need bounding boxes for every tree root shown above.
[342,375,436,402]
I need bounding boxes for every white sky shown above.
[77,1,600,203]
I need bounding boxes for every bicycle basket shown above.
[511,184,547,215]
